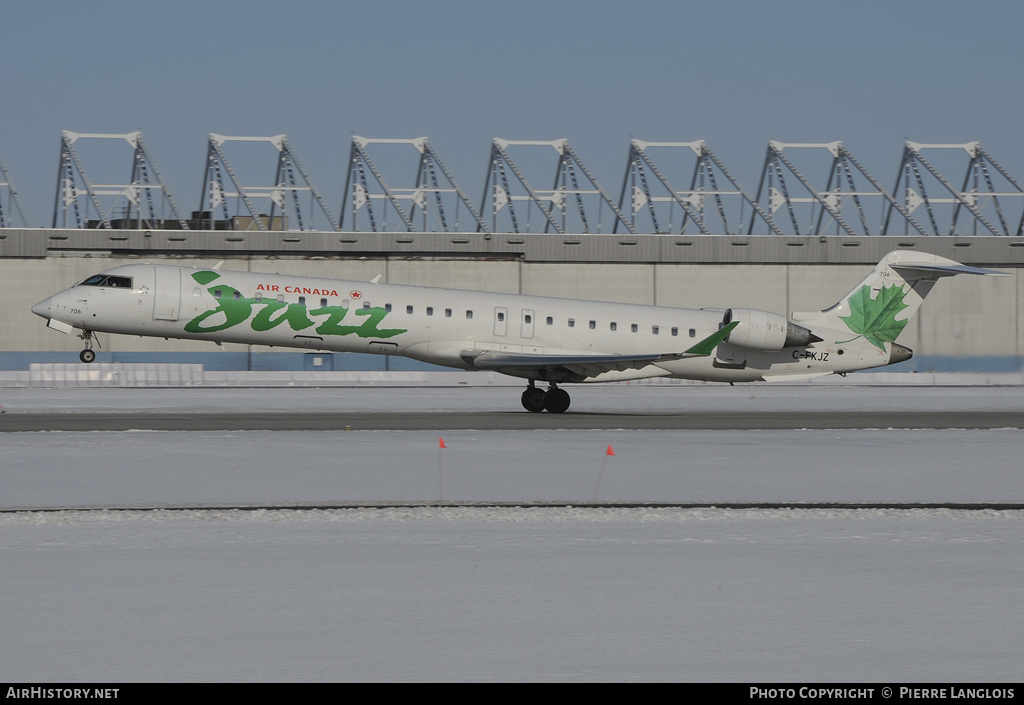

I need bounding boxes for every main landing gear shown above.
[78,330,99,364]
[521,381,571,414]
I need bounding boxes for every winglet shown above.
[682,321,739,356]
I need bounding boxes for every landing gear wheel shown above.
[521,386,546,413]
[543,387,571,414]
[77,329,99,364]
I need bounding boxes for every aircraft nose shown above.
[31,297,52,319]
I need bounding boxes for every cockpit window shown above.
[80,274,133,288]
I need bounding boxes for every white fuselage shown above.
[32,263,892,383]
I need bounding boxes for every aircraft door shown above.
[493,307,507,336]
[521,309,535,339]
[153,266,181,321]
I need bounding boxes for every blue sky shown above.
[2,0,1023,227]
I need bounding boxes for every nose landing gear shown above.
[78,330,99,364]
[521,381,571,414]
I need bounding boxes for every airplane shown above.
[31,250,1007,413]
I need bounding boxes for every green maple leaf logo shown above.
[839,283,910,350]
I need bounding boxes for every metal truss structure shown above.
[886,142,1023,237]
[482,139,635,235]
[198,134,338,232]
[52,131,188,229]
[14,132,1024,236]
[341,136,487,233]
[751,141,926,236]
[618,140,776,235]
[0,158,31,228]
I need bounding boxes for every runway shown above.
[1,408,1021,431]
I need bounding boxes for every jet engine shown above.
[721,308,821,351]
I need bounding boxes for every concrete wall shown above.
[3,253,1019,370]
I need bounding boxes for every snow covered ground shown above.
[1,384,1023,682]
[4,427,1024,506]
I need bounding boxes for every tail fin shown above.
[793,251,1007,350]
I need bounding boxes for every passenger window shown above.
[631,324,638,333]
[610,322,617,331]
[589,321,596,329]
[568,318,575,328]
[466,310,473,319]
[194,287,202,297]
[298,296,305,306]
[427,307,434,316]
[363,301,371,309]
[546,316,553,325]
[255,293,263,303]
[277,294,285,303]
[671,327,678,336]
[689,328,696,338]
[321,298,328,308]
[213,289,222,299]
[385,304,392,312]
[407,305,414,314]
[525,314,532,324]
[445,308,452,318]
[652,325,659,335]
[497,311,504,321]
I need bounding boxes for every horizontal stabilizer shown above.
[891,262,1010,278]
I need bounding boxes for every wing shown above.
[461,322,738,381]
